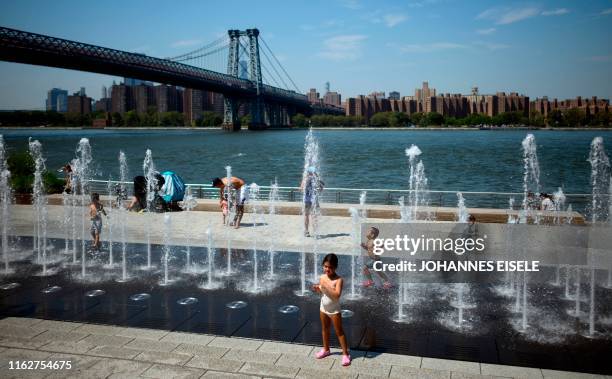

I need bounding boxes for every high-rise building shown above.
[307,88,320,104]
[155,85,181,113]
[67,92,92,114]
[389,91,400,100]
[46,88,68,112]
[368,91,385,99]
[323,92,341,107]
[133,84,156,114]
[415,82,436,102]
[111,84,134,113]
[183,88,204,124]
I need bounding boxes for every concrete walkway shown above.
[0,317,608,379]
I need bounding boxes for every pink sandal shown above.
[342,354,352,366]
[315,349,331,359]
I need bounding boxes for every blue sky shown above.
[0,0,611,109]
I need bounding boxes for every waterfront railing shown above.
[87,179,602,214]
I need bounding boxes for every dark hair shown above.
[369,226,379,237]
[91,193,100,202]
[212,177,223,187]
[468,215,476,222]
[63,164,72,172]
[322,253,338,269]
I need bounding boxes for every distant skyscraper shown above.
[323,92,341,107]
[308,88,320,104]
[102,85,108,99]
[368,91,385,98]
[389,91,400,100]
[123,77,152,87]
[79,87,86,96]
[239,60,248,80]
[46,88,68,112]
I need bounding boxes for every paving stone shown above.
[422,358,480,376]
[173,343,228,358]
[357,374,394,379]
[0,348,52,368]
[34,320,83,332]
[185,355,244,372]
[0,335,49,349]
[48,352,106,371]
[208,336,263,351]
[390,365,451,379]
[365,351,422,368]
[0,368,52,379]
[201,371,259,379]
[541,369,607,379]
[330,358,392,378]
[276,352,334,370]
[32,330,88,343]
[140,363,205,379]
[39,340,96,354]
[73,323,121,336]
[239,361,298,378]
[161,331,215,346]
[451,372,510,379]
[81,334,133,347]
[481,363,543,379]
[46,368,107,379]
[135,350,194,365]
[222,348,280,365]
[88,345,144,359]
[89,358,152,377]
[124,338,179,352]
[296,367,357,379]
[113,327,168,341]
[0,317,44,328]
[0,324,46,339]
[257,341,314,356]
[308,348,367,362]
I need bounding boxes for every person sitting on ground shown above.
[89,193,107,251]
[128,175,147,212]
[360,226,392,289]
[540,193,555,211]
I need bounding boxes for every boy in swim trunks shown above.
[361,226,392,289]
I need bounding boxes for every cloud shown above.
[477,7,540,25]
[383,14,407,27]
[586,55,612,62]
[318,34,367,61]
[601,8,612,15]
[391,42,467,53]
[474,41,510,50]
[338,0,362,10]
[542,8,569,16]
[171,39,202,48]
[476,28,496,35]
[407,0,441,8]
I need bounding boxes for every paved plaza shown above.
[0,317,608,379]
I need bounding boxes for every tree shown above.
[112,112,123,127]
[410,112,424,126]
[292,113,308,127]
[563,108,586,127]
[124,111,141,127]
[200,111,222,127]
[369,112,390,127]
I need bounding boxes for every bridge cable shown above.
[259,45,290,90]
[165,35,228,61]
[260,36,301,93]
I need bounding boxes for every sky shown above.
[0,0,611,109]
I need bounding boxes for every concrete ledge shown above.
[45,194,585,224]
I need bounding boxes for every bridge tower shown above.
[222,28,266,131]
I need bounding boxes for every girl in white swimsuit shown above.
[312,253,351,366]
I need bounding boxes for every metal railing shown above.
[87,179,602,214]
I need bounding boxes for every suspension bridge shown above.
[0,26,343,130]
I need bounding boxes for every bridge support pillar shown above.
[223,97,240,131]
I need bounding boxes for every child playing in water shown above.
[221,194,229,225]
[361,226,393,289]
[89,193,107,251]
[312,253,351,366]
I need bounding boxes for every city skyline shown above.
[0,0,611,109]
